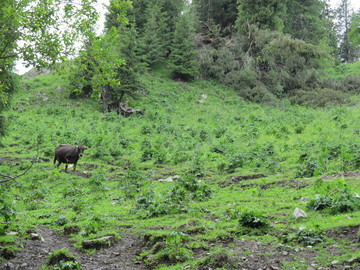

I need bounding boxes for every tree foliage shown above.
[193,0,237,32]
[1,0,98,68]
[70,0,145,113]
[169,10,199,81]
[198,26,337,105]
[0,0,99,136]
[335,0,359,62]
[348,10,360,48]
[236,0,286,34]
[284,0,337,52]
[137,0,168,68]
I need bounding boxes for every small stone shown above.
[331,260,338,265]
[159,177,174,182]
[82,235,116,249]
[344,215,352,219]
[293,207,307,218]
[6,262,15,269]
[30,233,43,240]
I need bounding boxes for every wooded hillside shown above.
[1,1,360,269]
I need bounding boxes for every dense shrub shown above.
[340,74,360,93]
[307,180,360,214]
[197,248,238,270]
[289,88,348,107]
[238,211,269,229]
[288,227,325,246]
[197,27,340,106]
[45,249,80,270]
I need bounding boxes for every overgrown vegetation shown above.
[1,0,360,269]
[0,71,360,269]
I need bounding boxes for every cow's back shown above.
[55,145,78,163]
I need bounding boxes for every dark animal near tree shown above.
[54,144,88,171]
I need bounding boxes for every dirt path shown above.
[0,227,147,270]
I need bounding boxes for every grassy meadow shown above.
[0,70,360,269]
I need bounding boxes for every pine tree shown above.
[284,0,333,45]
[137,0,168,68]
[336,0,358,62]
[193,0,237,31]
[348,10,360,47]
[169,10,199,81]
[236,0,286,34]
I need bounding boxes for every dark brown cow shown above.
[54,144,88,171]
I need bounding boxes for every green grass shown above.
[324,61,360,80]
[1,70,360,269]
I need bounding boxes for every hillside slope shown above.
[0,72,360,269]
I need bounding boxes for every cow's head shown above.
[76,145,88,157]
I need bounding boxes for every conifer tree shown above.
[138,0,168,68]
[236,0,286,34]
[169,10,199,81]
[193,0,237,32]
[336,0,358,62]
[284,0,334,46]
[348,10,360,47]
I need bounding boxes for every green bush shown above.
[197,248,238,270]
[306,194,332,211]
[238,211,270,229]
[226,153,245,173]
[143,231,193,266]
[198,28,341,106]
[0,197,16,233]
[44,249,81,270]
[291,227,325,246]
[289,88,348,107]
[307,181,360,214]
[295,154,322,178]
[120,168,148,198]
[239,82,279,105]
[340,74,360,93]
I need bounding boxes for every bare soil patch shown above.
[219,174,267,187]
[62,170,92,178]
[0,227,147,270]
[322,171,360,180]
[326,225,360,244]
[219,174,311,190]
[260,179,311,190]
[0,157,22,164]
[209,237,358,270]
